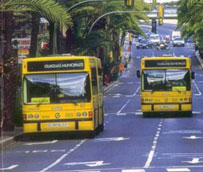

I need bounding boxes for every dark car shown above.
[136,39,149,49]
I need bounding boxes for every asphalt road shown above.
[1,24,203,172]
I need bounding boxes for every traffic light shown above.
[124,0,134,8]
[158,4,164,25]
[151,19,156,33]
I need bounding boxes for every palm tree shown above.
[72,0,149,62]
[177,0,203,47]
[0,0,72,131]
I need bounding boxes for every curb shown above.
[104,80,119,93]
[194,51,203,70]
[0,130,23,150]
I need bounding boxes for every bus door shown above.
[97,68,104,128]
[91,68,99,129]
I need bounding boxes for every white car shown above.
[149,34,161,45]
[172,37,185,47]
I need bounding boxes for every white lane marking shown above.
[122,169,145,172]
[39,140,86,172]
[183,158,203,164]
[193,80,202,96]
[0,165,19,170]
[105,112,142,116]
[126,95,134,97]
[64,161,110,167]
[183,135,203,139]
[133,86,140,96]
[144,150,155,168]
[94,137,129,142]
[135,112,143,115]
[117,100,131,115]
[113,95,120,98]
[33,150,48,153]
[192,111,201,114]
[167,168,190,172]
[50,150,66,152]
[24,140,58,146]
[117,113,127,116]
[144,120,163,168]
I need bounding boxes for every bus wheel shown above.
[99,108,104,132]
[187,111,193,117]
[99,123,104,132]
[88,129,98,138]
[143,112,148,118]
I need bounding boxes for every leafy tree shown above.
[67,0,149,63]
[177,0,203,55]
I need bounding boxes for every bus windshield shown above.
[142,69,190,91]
[23,72,91,104]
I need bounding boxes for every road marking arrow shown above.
[183,135,202,139]
[24,140,58,145]
[64,161,110,167]
[182,158,203,164]
[94,137,129,142]
[0,165,19,170]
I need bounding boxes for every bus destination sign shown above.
[145,60,186,68]
[28,60,84,71]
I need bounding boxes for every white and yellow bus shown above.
[137,56,195,117]
[22,55,104,136]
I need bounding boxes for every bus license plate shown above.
[48,123,68,127]
[160,105,174,109]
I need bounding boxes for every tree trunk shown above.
[2,12,17,131]
[29,13,40,57]
[49,22,57,54]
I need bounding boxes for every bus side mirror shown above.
[191,72,195,79]
[137,70,140,78]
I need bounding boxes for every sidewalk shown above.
[0,81,118,150]
[194,50,203,69]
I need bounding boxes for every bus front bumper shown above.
[23,118,94,133]
[142,103,192,112]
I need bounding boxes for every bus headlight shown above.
[34,114,39,118]
[28,114,33,119]
[76,112,81,117]
[82,112,87,117]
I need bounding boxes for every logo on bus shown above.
[55,113,60,118]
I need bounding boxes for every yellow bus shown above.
[22,55,104,136]
[137,56,195,117]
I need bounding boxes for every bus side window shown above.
[98,67,103,93]
[91,68,98,94]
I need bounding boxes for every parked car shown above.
[172,37,185,47]
[136,39,149,49]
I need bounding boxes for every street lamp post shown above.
[67,0,103,12]
[88,10,149,34]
